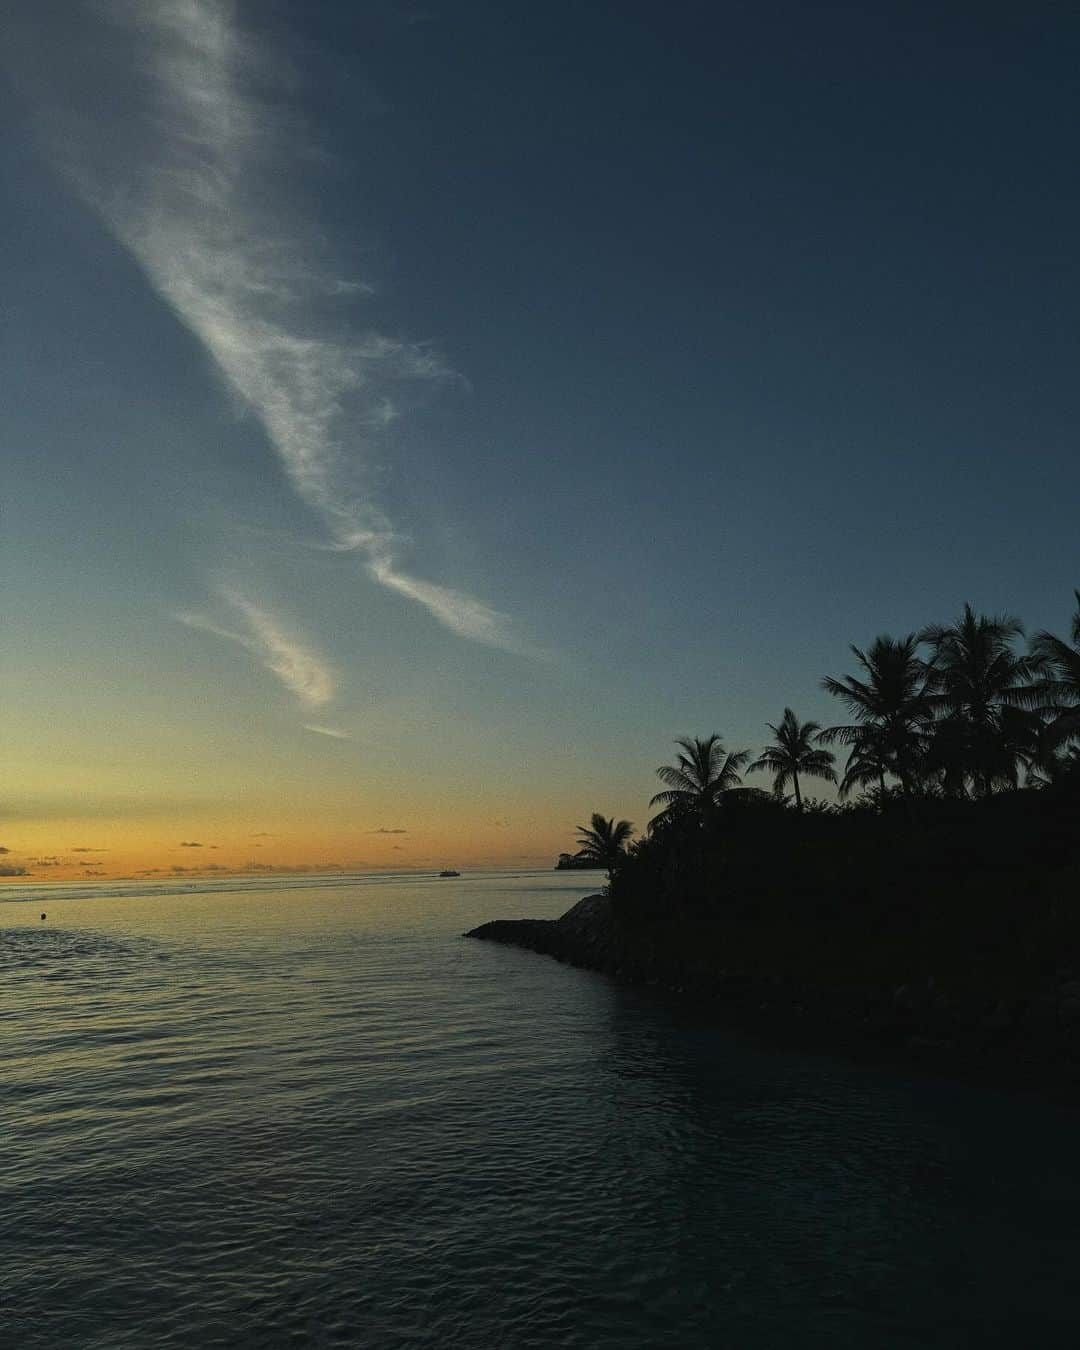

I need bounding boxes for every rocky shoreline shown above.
[466,894,1080,1101]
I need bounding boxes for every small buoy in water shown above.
[41,913,47,921]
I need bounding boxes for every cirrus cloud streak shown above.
[180,587,336,708]
[48,0,525,654]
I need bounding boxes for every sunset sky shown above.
[4,1,1079,880]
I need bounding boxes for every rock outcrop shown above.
[466,893,1080,1099]
[465,893,616,964]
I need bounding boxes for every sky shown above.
[3,0,1079,880]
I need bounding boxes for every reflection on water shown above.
[3,871,1080,1348]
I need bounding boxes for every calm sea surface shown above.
[3,869,1080,1348]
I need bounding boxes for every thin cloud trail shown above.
[180,588,336,707]
[302,724,353,740]
[49,0,526,653]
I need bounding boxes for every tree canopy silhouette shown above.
[573,813,634,878]
[749,708,836,810]
[559,589,1080,879]
[649,734,750,829]
[921,604,1034,796]
[1031,590,1080,762]
[821,635,931,801]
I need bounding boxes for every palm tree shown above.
[649,734,750,829]
[920,711,971,799]
[573,813,634,879]
[836,735,895,802]
[1006,705,1071,789]
[920,604,1035,796]
[821,634,932,801]
[1030,590,1080,749]
[749,708,836,810]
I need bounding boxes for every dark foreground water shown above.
[3,870,1080,1348]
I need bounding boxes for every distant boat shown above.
[438,869,461,878]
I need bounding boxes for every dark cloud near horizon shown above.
[0,846,10,854]
[0,865,29,876]
[72,847,109,853]
[179,841,203,847]
[370,828,408,834]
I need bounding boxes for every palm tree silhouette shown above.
[821,634,931,800]
[836,736,895,802]
[574,813,634,879]
[1008,705,1073,788]
[1030,590,1080,751]
[921,604,1035,796]
[650,734,750,829]
[749,708,837,810]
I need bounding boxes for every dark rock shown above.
[464,892,1080,1101]
[465,895,615,966]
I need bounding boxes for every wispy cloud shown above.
[302,724,352,740]
[180,586,336,707]
[366,559,520,648]
[369,827,408,834]
[48,0,525,653]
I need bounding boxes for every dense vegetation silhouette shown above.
[569,813,634,880]
[748,709,836,810]
[558,595,1080,990]
[647,733,754,830]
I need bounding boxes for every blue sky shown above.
[3,1,1078,871]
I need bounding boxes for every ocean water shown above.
[3,869,1080,1349]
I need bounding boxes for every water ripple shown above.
[4,877,1080,1347]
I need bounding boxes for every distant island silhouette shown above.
[490,594,1080,1096]
[554,853,605,871]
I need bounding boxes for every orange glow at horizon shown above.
[0,807,613,884]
